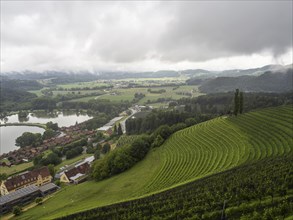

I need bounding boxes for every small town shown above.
[0,107,138,216]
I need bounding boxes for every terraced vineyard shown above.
[142,105,293,194]
[16,105,293,219]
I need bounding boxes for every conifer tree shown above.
[234,89,240,116]
[113,124,117,134]
[117,123,123,135]
[239,92,244,114]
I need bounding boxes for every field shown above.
[96,85,203,105]
[16,105,293,219]
[1,162,33,176]
[28,83,203,106]
[57,81,110,89]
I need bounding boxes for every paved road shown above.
[120,108,139,133]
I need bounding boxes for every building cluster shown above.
[0,167,59,214]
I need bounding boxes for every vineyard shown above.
[16,105,293,219]
[57,155,293,220]
[142,105,293,194]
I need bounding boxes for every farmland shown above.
[27,77,204,106]
[16,105,293,219]
[95,85,203,105]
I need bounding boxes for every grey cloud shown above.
[157,1,292,62]
[0,1,292,71]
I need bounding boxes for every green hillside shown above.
[16,105,293,219]
[57,155,293,220]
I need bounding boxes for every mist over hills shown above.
[1,64,292,93]
[1,64,291,80]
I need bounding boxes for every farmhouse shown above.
[0,167,52,195]
[60,162,90,184]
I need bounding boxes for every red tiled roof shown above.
[64,163,90,179]
[4,167,51,191]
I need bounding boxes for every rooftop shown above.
[39,183,59,193]
[0,185,39,205]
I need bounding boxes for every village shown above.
[0,106,141,215]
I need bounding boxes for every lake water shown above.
[0,112,92,155]
[0,112,92,127]
[0,126,45,154]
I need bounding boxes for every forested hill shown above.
[198,68,293,93]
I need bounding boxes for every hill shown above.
[199,68,293,93]
[16,105,293,219]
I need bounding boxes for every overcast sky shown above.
[1,1,292,72]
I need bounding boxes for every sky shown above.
[1,1,292,72]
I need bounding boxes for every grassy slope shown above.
[16,105,293,219]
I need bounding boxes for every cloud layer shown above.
[1,1,292,72]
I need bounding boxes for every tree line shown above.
[125,109,213,135]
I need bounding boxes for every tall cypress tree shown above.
[234,89,240,116]
[239,92,244,114]
[117,123,123,135]
[113,124,117,134]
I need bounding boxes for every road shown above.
[120,107,139,133]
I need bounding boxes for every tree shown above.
[239,92,244,114]
[234,89,240,116]
[35,197,43,205]
[46,121,59,131]
[48,164,56,178]
[117,123,123,135]
[12,206,22,216]
[94,149,101,159]
[0,173,7,181]
[43,129,55,140]
[152,135,164,148]
[113,124,117,134]
[40,153,62,166]
[15,132,42,147]
[185,118,197,127]
[101,143,111,154]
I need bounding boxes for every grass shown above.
[15,105,293,219]
[1,162,33,176]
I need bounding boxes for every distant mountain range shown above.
[1,64,292,81]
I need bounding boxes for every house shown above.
[60,162,90,184]
[0,167,52,196]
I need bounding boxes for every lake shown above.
[0,126,45,154]
[0,111,92,127]
[0,112,93,154]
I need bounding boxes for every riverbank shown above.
[0,123,46,129]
